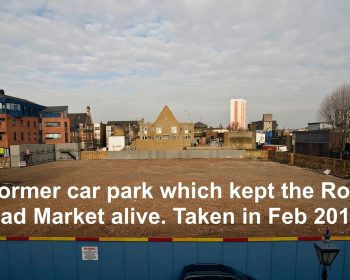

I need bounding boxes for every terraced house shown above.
[69,106,94,150]
[136,105,194,150]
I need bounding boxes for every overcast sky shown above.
[1,0,349,128]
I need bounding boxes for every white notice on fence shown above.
[82,246,99,261]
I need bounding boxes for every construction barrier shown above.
[80,151,108,160]
[80,150,269,160]
[268,151,350,177]
[9,143,80,168]
[0,236,349,280]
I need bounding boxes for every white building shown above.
[108,136,126,151]
[256,131,266,146]
[308,122,332,131]
[230,98,247,129]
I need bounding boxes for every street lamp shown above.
[314,229,340,280]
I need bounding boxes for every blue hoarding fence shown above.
[0,236,349,280]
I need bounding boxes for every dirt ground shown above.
[0,159,349,237]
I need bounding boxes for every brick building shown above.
[106,121,139,148]
[136,106,194,150]
[69,106,94,150]
[41,106,70,144]
[0,90,45,156]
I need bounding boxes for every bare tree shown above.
[319,83,350,159]
[230,121,240,131]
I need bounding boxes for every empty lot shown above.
[0,158,348,237]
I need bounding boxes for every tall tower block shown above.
[230,98,247,129]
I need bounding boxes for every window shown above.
[13,132,16,141]
[27,121,30,127]
[28,133,31,141]
[171,126,177,133]
[141,126,148,134]
[0,133,2,140]
[34,133,37,141]
[6,103,21,110]
[33,121,36,128]
[45,133,61,139]
[44,122,60,127]
[21,132,24,141]
[20,120,24,126]
[12,119,16,126]
[95,127,100,131]
[156,127,162,134]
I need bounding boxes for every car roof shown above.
[182,264,255,280]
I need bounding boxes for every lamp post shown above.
[314,229,340,280]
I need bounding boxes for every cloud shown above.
[0,0,350,127]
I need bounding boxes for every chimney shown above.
[0,89,4,96]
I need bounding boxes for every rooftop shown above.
[194,121,208,129]
[69,113,88,127]
[0,90,45,107]
[42,106,68,113]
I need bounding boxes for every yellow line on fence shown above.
[248,237,298,242]
[331,236,350,241]
[29,237,75,241]
[173,238,223,242]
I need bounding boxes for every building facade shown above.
[69,106,94,150]
[0,90,45,156]
[106,121,139,148]
[293,127,350,158]
[41,106,70,144]
[249,114,278,132]
[308,122,332,131]
[94,122,106,148]
[194,121,209,144]
[230,98,247,129]
[136,106,194,150]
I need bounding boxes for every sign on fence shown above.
[82,246,99,261]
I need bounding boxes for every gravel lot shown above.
[0,158,348,237]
